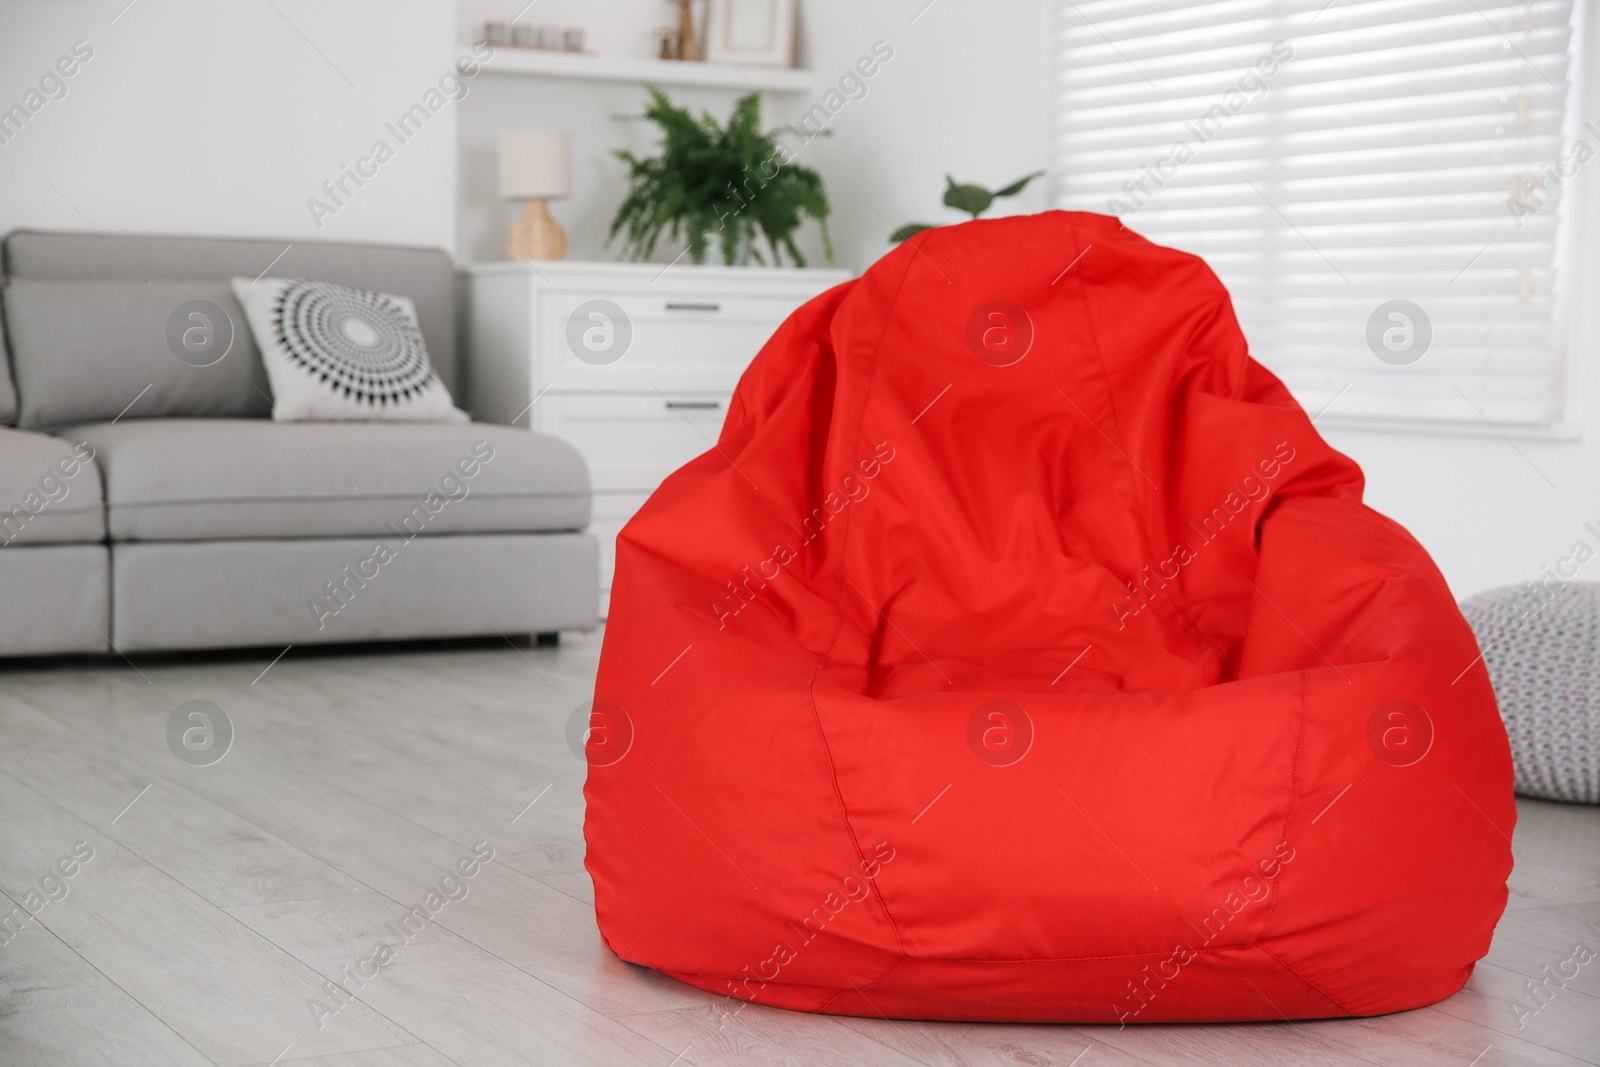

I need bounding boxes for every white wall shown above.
[0,0,458,248]
[794,1,1052,271]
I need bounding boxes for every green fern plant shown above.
[890,171,1045,242]
[609,86,833,267]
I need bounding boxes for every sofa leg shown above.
[535,631,560,647]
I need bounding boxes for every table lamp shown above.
[499,130,570,261]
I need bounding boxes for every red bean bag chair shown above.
[583,210,1514,1022]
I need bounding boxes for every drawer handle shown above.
[664,301,721,312]
[665,400,721,410]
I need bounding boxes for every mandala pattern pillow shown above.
[231,277,466,421]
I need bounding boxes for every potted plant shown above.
[609,86,834,267]
[890,171,1045,242]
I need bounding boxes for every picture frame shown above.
[704,0,797,68]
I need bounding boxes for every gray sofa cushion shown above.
[67,419,590,541]
[0,298,17,424]
[0,544,110,655]
[0,426,105,545]
[112,534,598,651]
[4,229,458,392]
[3,279,272,429]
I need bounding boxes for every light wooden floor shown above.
[0,629,1595,1067]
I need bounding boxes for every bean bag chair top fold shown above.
[584,210,1514,1023]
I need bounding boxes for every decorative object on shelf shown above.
[675,0,702,61]
[609,86,832,267]
[653,1,707,62]
[706,0,797,67]
[890,171,1046,242]
[499,130,571,261]
[483,20,587,53]
[654,26,678,61]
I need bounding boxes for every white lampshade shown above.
[498,130,570,200]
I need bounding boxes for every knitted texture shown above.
[1462,583,1599,804]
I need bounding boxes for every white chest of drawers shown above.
[463,261,851,610]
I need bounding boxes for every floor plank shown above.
[0,813,416,1066]
[227,891,684,1067]
[243,1046,452,1067]
[233,787,708,1020]
[0,924,216,1067]
[0,708,363,908]
[1430,960,1600,1063]
[618,1001,933,1067]
[834,1016,1159,1066]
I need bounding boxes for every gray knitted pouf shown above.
[1461,583,1599,804]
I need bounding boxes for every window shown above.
[1050,0,1584,433]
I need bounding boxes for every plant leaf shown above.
[889,222,937,243]
[942,175,993,218]
[992,170,1046,199]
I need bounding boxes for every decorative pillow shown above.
[230,276,466,421]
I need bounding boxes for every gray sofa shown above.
[0,230,598,656]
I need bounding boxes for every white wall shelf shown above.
[464,45,813,92]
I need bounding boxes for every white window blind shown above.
[1050,0,1583,432]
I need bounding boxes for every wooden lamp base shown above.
[506,198,566,261]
